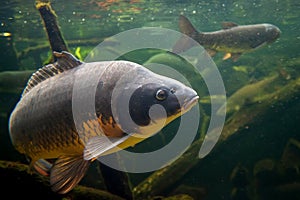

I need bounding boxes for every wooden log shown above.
[17,37,119,61]
[220,76,300,141]
[99,162,134,200]
[0,160,125,200]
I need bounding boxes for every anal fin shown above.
[50,155,90,194]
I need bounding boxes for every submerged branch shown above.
[0,160,125,200]
[220,76,300,141]
[17,38,106,60]
[36,1,69,54]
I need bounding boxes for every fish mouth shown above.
[182,95,199,112]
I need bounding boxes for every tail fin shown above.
[172,15,200,53]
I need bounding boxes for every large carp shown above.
[9,51,199,194]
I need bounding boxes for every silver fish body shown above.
[173,15,281,61]
[197,23,280,52]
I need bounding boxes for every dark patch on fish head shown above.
[246,24,281,49]
[129,82,199,127]
[252,24,281,47]
[263,24,281,44]
[129,83,181,126]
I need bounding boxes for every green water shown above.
[1,0,300,200]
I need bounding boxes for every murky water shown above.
[1,0,300,199]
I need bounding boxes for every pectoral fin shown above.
[50,155,90,194]
[223,52,232,60]
[84,135,131,161]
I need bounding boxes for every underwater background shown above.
[1,0,300,199]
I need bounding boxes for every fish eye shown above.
[155,89,168,101]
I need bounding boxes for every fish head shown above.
[263,23,281,44]
[129,77,199,137]
[129,81,198,124]
[112,66,199,137]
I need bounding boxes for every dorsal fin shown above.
[178,14,200,36]
[22,51,83,96]
[221,21,239,29]
[172,15,200,54]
